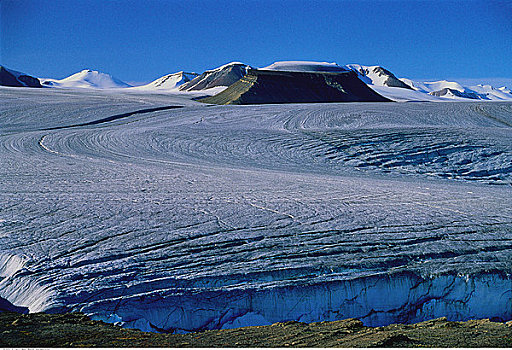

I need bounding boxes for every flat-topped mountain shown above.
[199,69,390,105]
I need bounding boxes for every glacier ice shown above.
[0,88,511,332]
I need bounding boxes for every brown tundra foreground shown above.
[1,312,511,348]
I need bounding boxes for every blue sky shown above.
[1,0,511,86]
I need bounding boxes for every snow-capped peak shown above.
[41,69,131,89]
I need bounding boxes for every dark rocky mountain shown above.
[0,66,42,88]
[0,296,28,313]
[179,62,251,91]
[199,69,391,105]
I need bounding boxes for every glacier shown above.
[0,87,511,332]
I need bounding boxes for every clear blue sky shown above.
[1,0,511,85]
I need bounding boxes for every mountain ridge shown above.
[2,62,511,101]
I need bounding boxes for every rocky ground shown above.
[0,312,511,347]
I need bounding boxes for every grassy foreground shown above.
[1,312,511,347]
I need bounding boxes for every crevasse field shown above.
[0,88,511,333]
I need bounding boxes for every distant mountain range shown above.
[1,62,511,102]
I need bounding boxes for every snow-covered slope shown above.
[369,86,445,102]
[0,66,42,88]
[262,61,348,73]
[179,62,251,91]
[134,72,199,91]
[41,69,131,89]
[401,79,465,93]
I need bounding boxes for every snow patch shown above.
[208,62,247,72]
[262,61,347,73]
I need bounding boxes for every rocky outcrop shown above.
[199,69,391,105]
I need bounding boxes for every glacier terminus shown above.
[0,83,511,333]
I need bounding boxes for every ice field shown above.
[0,88,511,332]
